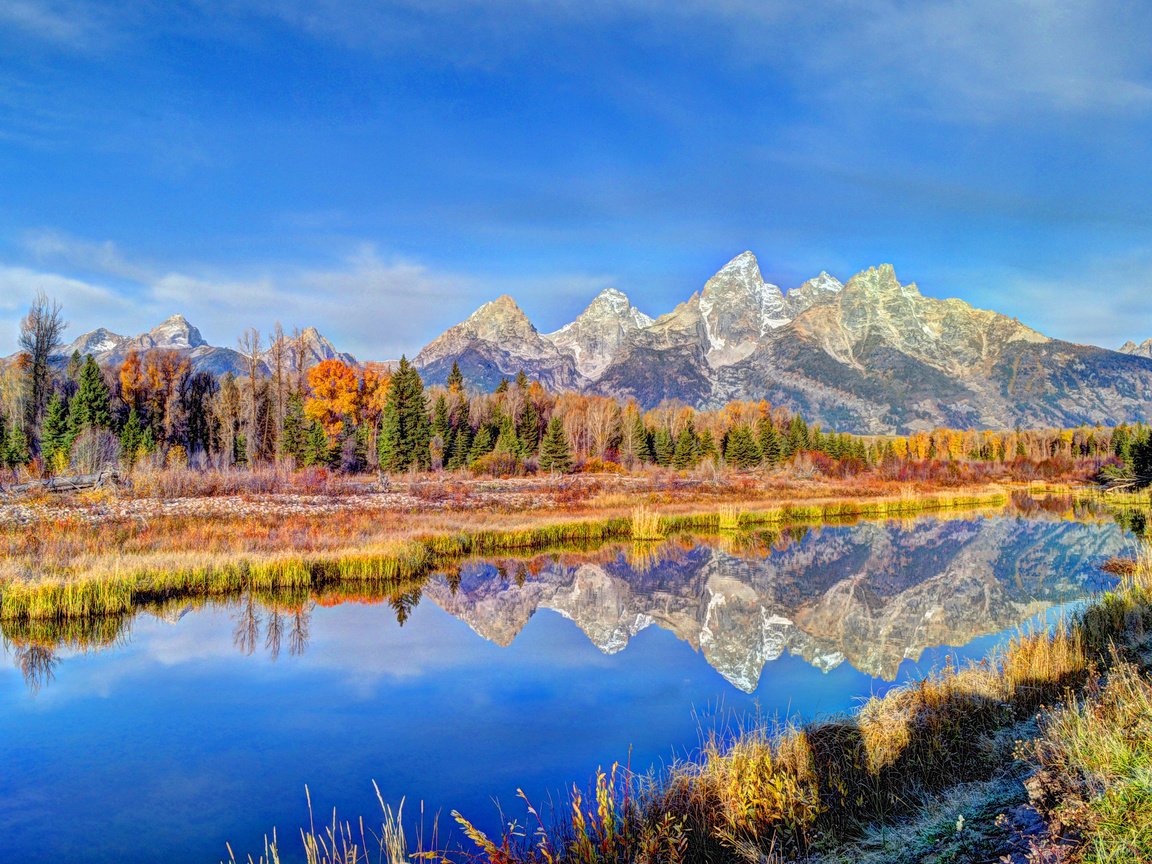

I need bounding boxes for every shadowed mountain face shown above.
[412,252,1152,433]
[425,514,1125,690]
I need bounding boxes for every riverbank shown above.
[228,548,1152,864]
[1,481,1019,621]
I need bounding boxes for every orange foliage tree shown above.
[119,350,145,413]
[305,359,360,439]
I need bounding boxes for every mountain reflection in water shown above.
[3,505,1127,694]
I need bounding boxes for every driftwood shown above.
[0,468,122,497]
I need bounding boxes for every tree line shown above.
[0,293,1133,478]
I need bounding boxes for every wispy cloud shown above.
[210,0,1152,121]
[0,236,618,359]
[0,0,113,50]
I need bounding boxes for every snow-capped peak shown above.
[543,287,653,380]
[144,314,207,349]
[698,251,790,365]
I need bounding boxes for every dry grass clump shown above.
[630,506,664,541]
[1029,659,1152,863]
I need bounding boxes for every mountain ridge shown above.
[412,252,1152,433]
[13,251,1152,434]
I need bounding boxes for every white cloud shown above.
[0,237,617,360]
[943,252,1152,348]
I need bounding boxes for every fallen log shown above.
[0,468,122,497]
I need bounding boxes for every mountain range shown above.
[53,315,355,378]
[25,251,1152,433]
[415,252,1152,433]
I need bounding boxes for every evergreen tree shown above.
[514,369,529,389]
[446,361,465,394]
[757,417,782,465]
[1113,425,1133,465]
[538,416,573,473]
[493,415,519,454]
[6,424,30,469]
[182,371,219,458]
[467,425,494,464]
[724,424,762,469]
[377,357,431,472]
[495,377,509,395]
[119,409,146,467]
[304,421,332,467]
[786,414,809,455]
[627,414,652,464]
[672,426,699,469]
[70,356,112,434]
[41,391,71,469]
[431,394,451,442]
[516,398,541,456]
[653,428,674,467]
[447,421,473,470]
[698,427,718,462]
[66,349,83,382]
[282,393,309,463]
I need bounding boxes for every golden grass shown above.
[0,488,1014,623]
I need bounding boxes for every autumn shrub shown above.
[470,451,524,477]
[579,457,628,475]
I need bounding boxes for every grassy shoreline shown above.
[0,488,1012,622]
[227,546,1152,864]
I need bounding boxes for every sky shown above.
[3,0,1152,359]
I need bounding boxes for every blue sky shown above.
[3,0,1152,358]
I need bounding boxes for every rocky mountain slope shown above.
[424,514,1123,689]
[413,252,1152,433]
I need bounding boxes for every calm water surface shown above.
[0,507,1130,863]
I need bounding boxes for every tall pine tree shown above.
[377,357,431,472]
[724,424,762,470]
[41,391,71,470]
[69,356,112,435]
[538,416,573,473]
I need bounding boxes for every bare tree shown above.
[232,593,262,656]
[268,323,288,462]
[291,326,308,394]
[18,291,66,433]
[238,328,263,466]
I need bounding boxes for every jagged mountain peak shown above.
[574,287,652,328]
[141,313,207,350]
[414,292,581,391]
[1119,338,1152,359]
[786,271,845,315]
[64,327,128,358]
[545,287,654,379]
[263,326,356,370]
[698,250,789,366]
[460,294,537,337]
